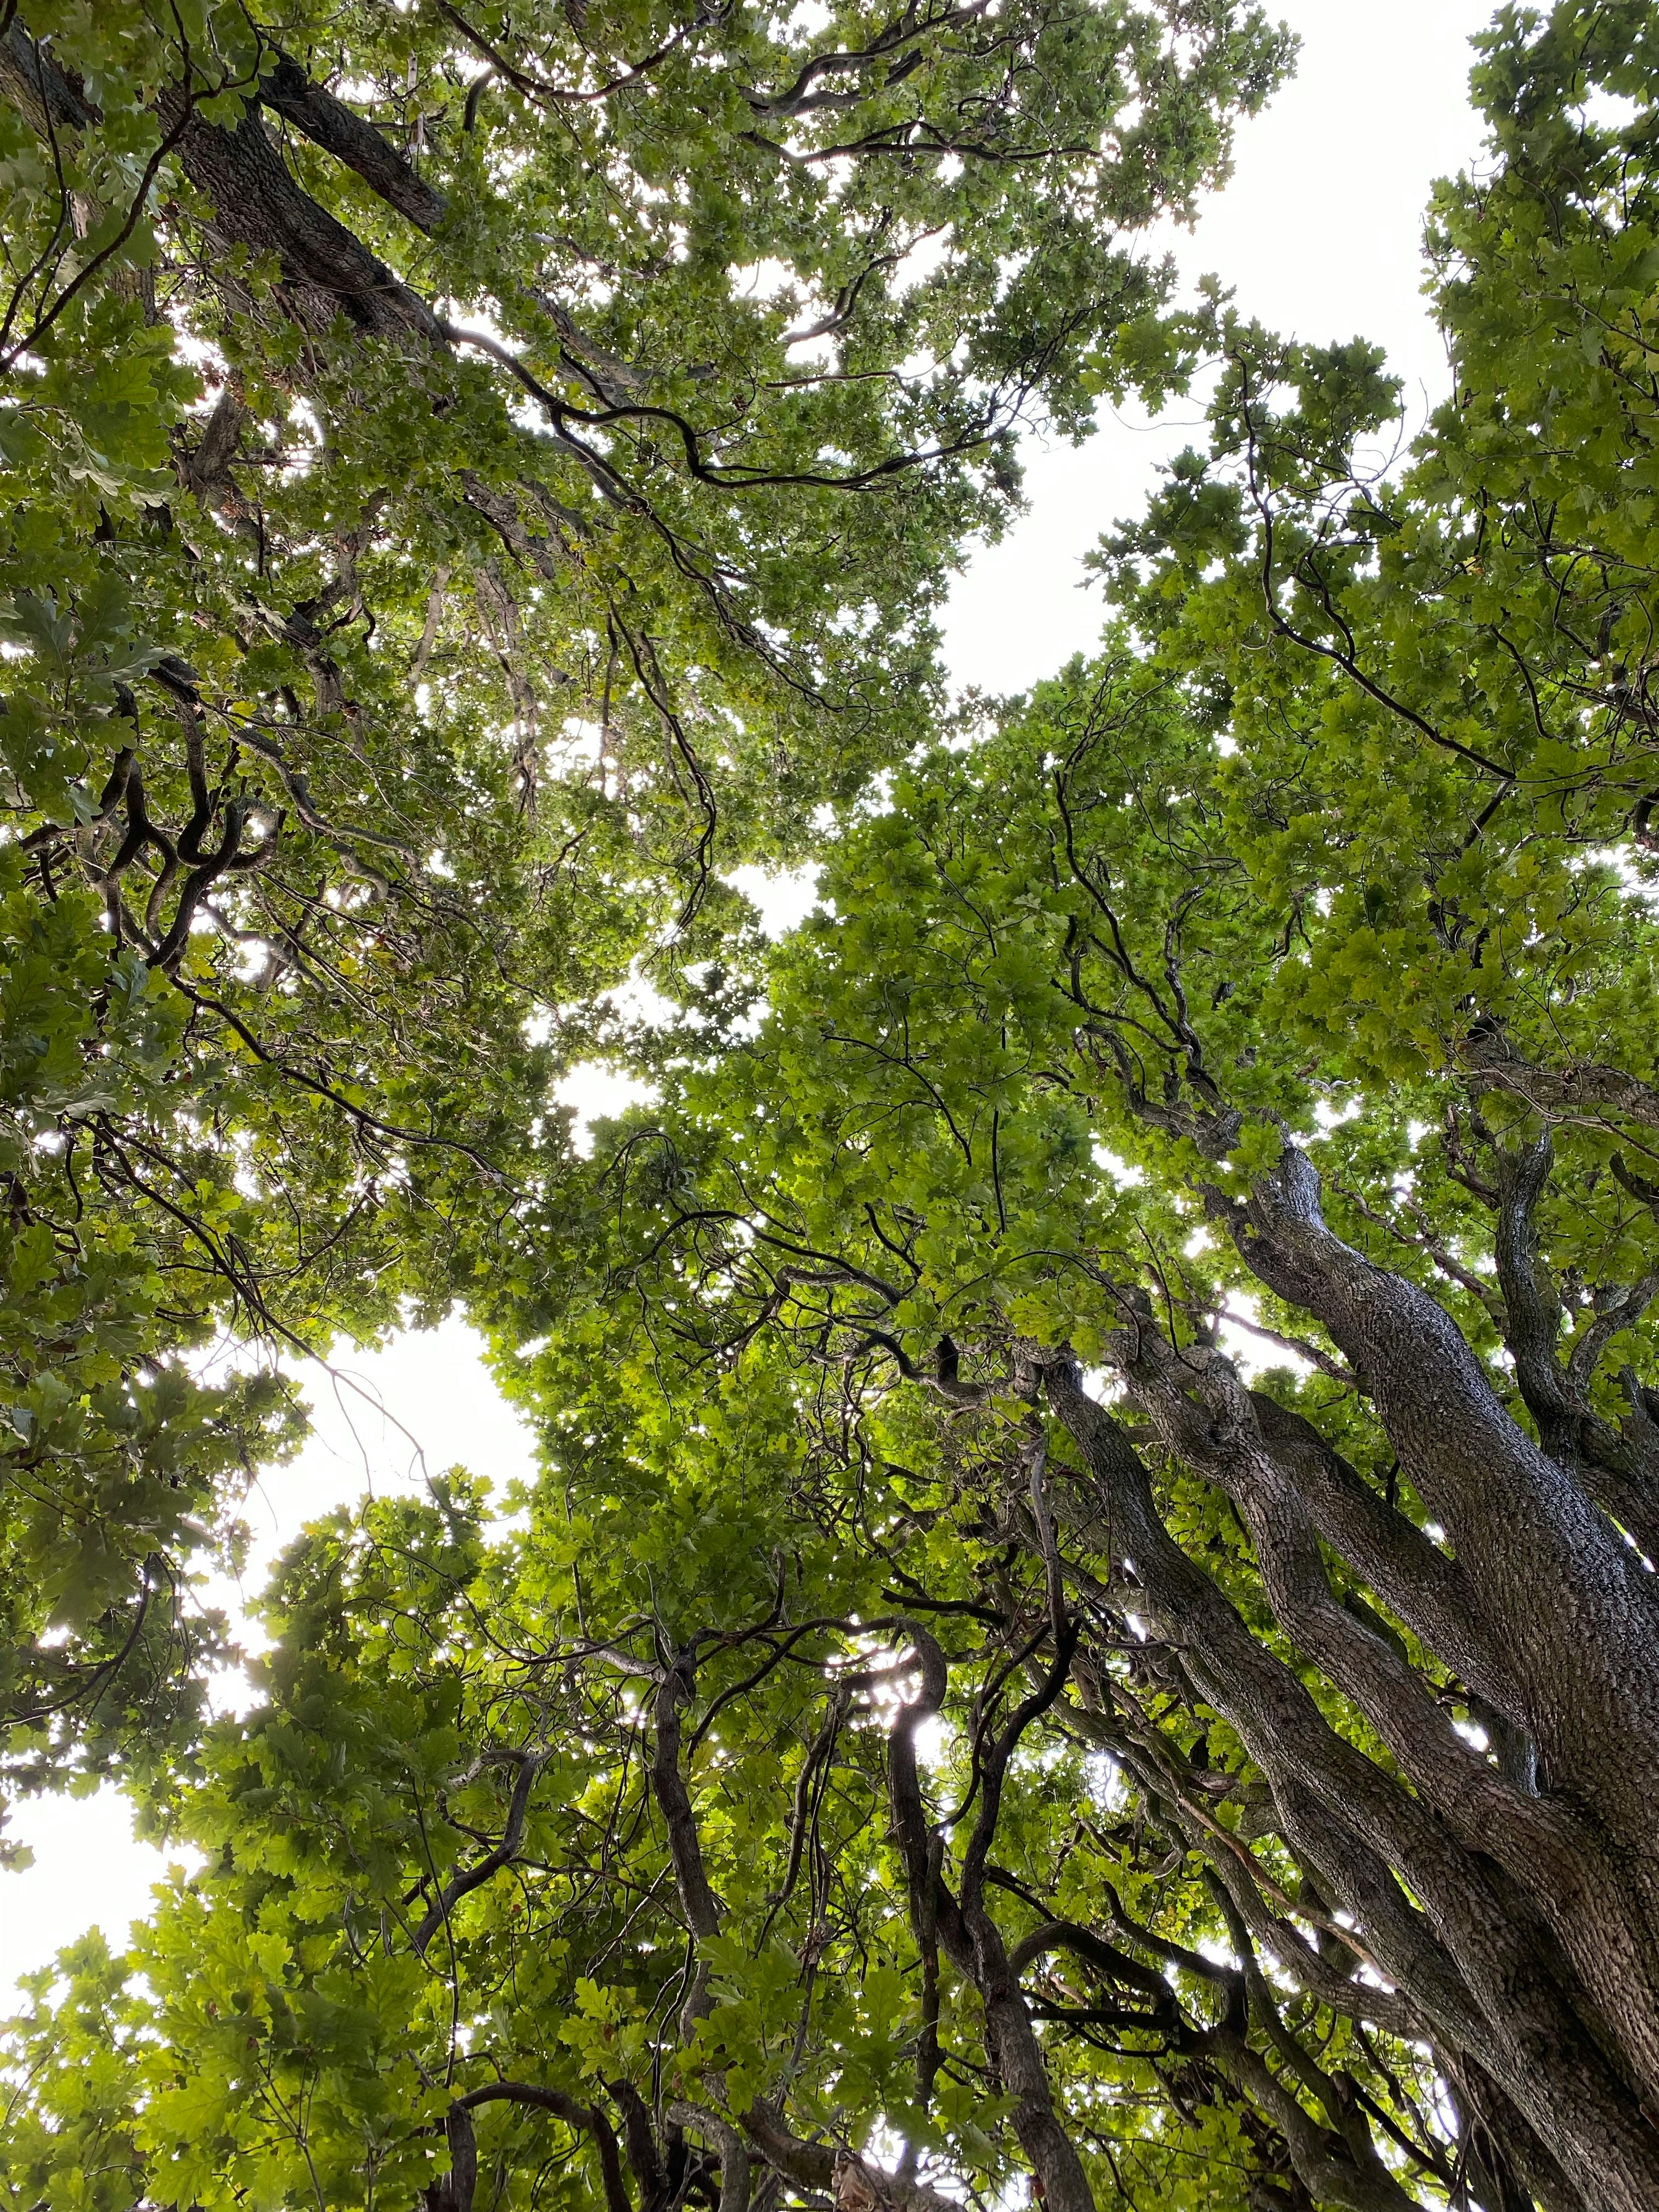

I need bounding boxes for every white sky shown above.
[1,0,1496,2002]
[940,0,1497,692]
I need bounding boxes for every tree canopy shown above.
[0,0,1282,1788]
[5,2,1659,2210]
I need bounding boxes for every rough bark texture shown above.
[1019,1120,1659,2207]
[155,86,442,343]
[0,21,99,137]
[256,49,448,233]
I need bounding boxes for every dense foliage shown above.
[5,1,1659,2209]
[0,0,1279,1790]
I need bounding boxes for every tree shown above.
[7,3,1659,2210]
[0,0,1281,1790]
[487,4,1658,2193]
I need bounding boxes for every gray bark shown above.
[1042,1358,1659,2211]
[256,50,448,233]
[1211,1146,1659,1946]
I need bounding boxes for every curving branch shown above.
[439,2082,631,2212]
[667,2101,749,2212]
[885,1622,1100,2212]
[1464,1026,1659,1132]
[413,1747,549,1957]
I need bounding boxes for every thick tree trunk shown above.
[0,24,439,344]
[1042,1356,1659,2210]
[1213,1148,1659,1973]
[1112,1318,1659,2117]
[154,87,441,343]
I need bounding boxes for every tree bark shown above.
[256,49,448,233]
[887,1623,1101,2212]
[155,85,442,343]
[1211,1145,1659,1937]
[1042,1357,1659,2210]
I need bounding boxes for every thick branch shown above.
[413,1748,547,1957]
[1211,1141,1659,1883]
[1465,1034,1659,1132]
[1041,1356,1659,2195]
[666,2102,748,2212]
[1113,1324,1659,2110]
[157,84,441,342]
[256,50,448,232]
[651,1652,723,2041]
[1246,1387,1517,1716]
[446,2083,631,2212]
[0,22,98,137]
[742,2101,958,2210]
